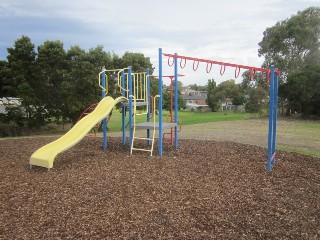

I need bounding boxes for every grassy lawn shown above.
[178,118,320,158]
[275,119,320,158]
[2,108,318,158]
[107,109,251,131]
[107,109,320,158]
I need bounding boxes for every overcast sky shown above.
[0,0,319,85]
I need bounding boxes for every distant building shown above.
[182,90,210,112]
[0,97,21,105]
[0,97,22,114]
[221,98,233,111]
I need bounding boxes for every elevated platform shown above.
[135,122,177,130]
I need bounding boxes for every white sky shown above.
[0,0,319,85]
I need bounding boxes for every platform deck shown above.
[135,122,177,130]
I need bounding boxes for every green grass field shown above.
[106,109,320,158]
[3,108,318,158]
[107,109,252,131]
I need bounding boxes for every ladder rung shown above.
[134,137,153,141]
[131,148,152,152]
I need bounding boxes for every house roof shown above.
[182,92,207,100]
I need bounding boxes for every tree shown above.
[206,79,245,112]
[35,40,68,123]
[162,85,186,111]
[216,79,245,105]
[4,36,44,127]
[241,71,269,114]
[0,60,10,97]
[64,50,153,123]
[188,84,206,91]
[64,45,113,123]
[6,36,37,97]
[258,7,320,117]
[283,64,320,116]
[206,79,220,111]
[121,52,153,72]
[1,36,158,129]
[258,7,320,78]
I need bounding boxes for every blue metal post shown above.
[129,66,133,147]
[272,71,279,161]
[102,68,107,150]
[267,66,275,172]
[121,70,126,144]
[158,48,163,156]
[174,53,179,149]
[147,69,151,145]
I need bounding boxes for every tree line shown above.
[206,7,320,117]
[0,36,154,128]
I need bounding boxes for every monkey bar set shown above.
[100,48,279,172]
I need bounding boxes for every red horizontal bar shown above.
[163,53,280,74]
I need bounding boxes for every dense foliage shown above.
[282,64,320,116]
[0,36,154,128]
[258,7,320,117]
[258,7,320,77]
[206,79,244,112]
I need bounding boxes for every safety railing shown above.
[117,71,148,102]
[99,68,126,94]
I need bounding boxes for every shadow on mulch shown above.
[1,137,319,239]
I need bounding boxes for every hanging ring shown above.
[193,60,199,71]
[168,56,174,67]
[206,62,213,73]
[235,66,240,78]
[180,58,186,69]
[220,64,226,76]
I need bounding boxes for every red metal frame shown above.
[77,103,99,137]
[161,76,183,145]
[163,53,281,83]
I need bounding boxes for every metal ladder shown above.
[130,95,158,156]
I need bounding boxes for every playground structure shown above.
[99,48,279,172]
[99,67,180,156]
[160,49,279,172]
[30,48,279,172]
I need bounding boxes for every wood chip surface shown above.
[1,137,319,239]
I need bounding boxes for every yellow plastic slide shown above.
[30,96,126,169]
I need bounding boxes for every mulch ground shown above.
[1,137,319,239]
